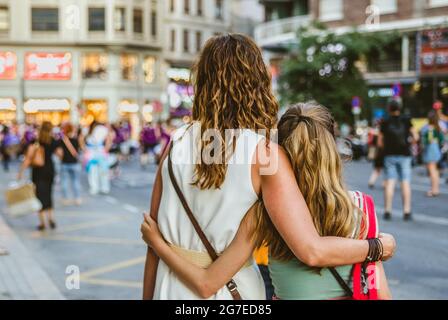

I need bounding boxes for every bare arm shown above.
[17,145,34,180]
[78,134,86,152]
[104,131,114,153]
[142,206,257,299]
[142,148,167,300]
[377,132,384,149]
[257,142,395,267]
[410,126,419,143]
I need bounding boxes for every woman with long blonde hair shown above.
[141,34,395,300]
[253,103,391,299]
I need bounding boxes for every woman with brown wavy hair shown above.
[141,34,395,300]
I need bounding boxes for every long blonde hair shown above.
[191,33,278,190]
[253,102,362,261]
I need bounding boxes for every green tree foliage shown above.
[279,24,399,123]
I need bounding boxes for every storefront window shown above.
[121,53,138,81]
[118,100,140,140]
[82,53,108,79]
[24,98,71,126]
[0,98,16,124]
[80,99,108,126]
[143,56,156,84]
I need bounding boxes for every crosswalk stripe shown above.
[375,206,448,226]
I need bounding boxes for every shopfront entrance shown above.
[118,100,140,140]
[80,99,108,126]
[24,99,71,126]
[0,98,17,124]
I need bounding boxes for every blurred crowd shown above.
[0,119,175,231]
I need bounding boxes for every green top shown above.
[269,257,353,300]
[269,191,362,300]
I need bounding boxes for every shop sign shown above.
[118,101,139,113]
[0,52,17,80]
[25,53,72,80]
[420,28,448,74]
[167,68,190,82]
[24,99,71,113]
[0,98,16,110]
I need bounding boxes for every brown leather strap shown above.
[62,136,79,159]
[328,267,354,298]
[167,142,242,300]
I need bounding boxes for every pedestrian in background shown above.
[84,121,113,195]
[20,124,37,156]
[139,121,159,168]
[432,101,448,184]
[421,111,444,197]
[368,120,384,189]
[1,125,12,172]
[378,99,418,221]
[253,245,274,300]
[155,120,172,165]
[18,121,59,231]
[59,122,84,205]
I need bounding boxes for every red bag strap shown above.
[352,191,379,300]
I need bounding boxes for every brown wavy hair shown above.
[253,102,364,261]
[38,121,53,145]
[191,33,278,189]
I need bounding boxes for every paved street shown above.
[1,157,448,299]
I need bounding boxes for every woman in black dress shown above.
[18,121,58,230]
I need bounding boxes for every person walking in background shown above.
[20,124,37,156]
[432,101,448,184]
[18,121,59,231]
[378,99,418,221]
[139,121,160,168]
[58,122,84,205]
[155,120,172,165]
[420,111,445,197]
[368,120,384,189]
[433,100,448,126]
[253,245,274,300]
[1,125,12,172]
[84,121,113,195]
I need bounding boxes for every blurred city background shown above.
[0,0,447,300]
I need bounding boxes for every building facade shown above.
[0,0,232,126]
[255,0,448,118]
[161,0,231,118]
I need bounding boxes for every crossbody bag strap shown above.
[167,142,242,300]
[62,136,79,159]
[328,267,354,298]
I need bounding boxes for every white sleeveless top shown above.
[153,123,266,300]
